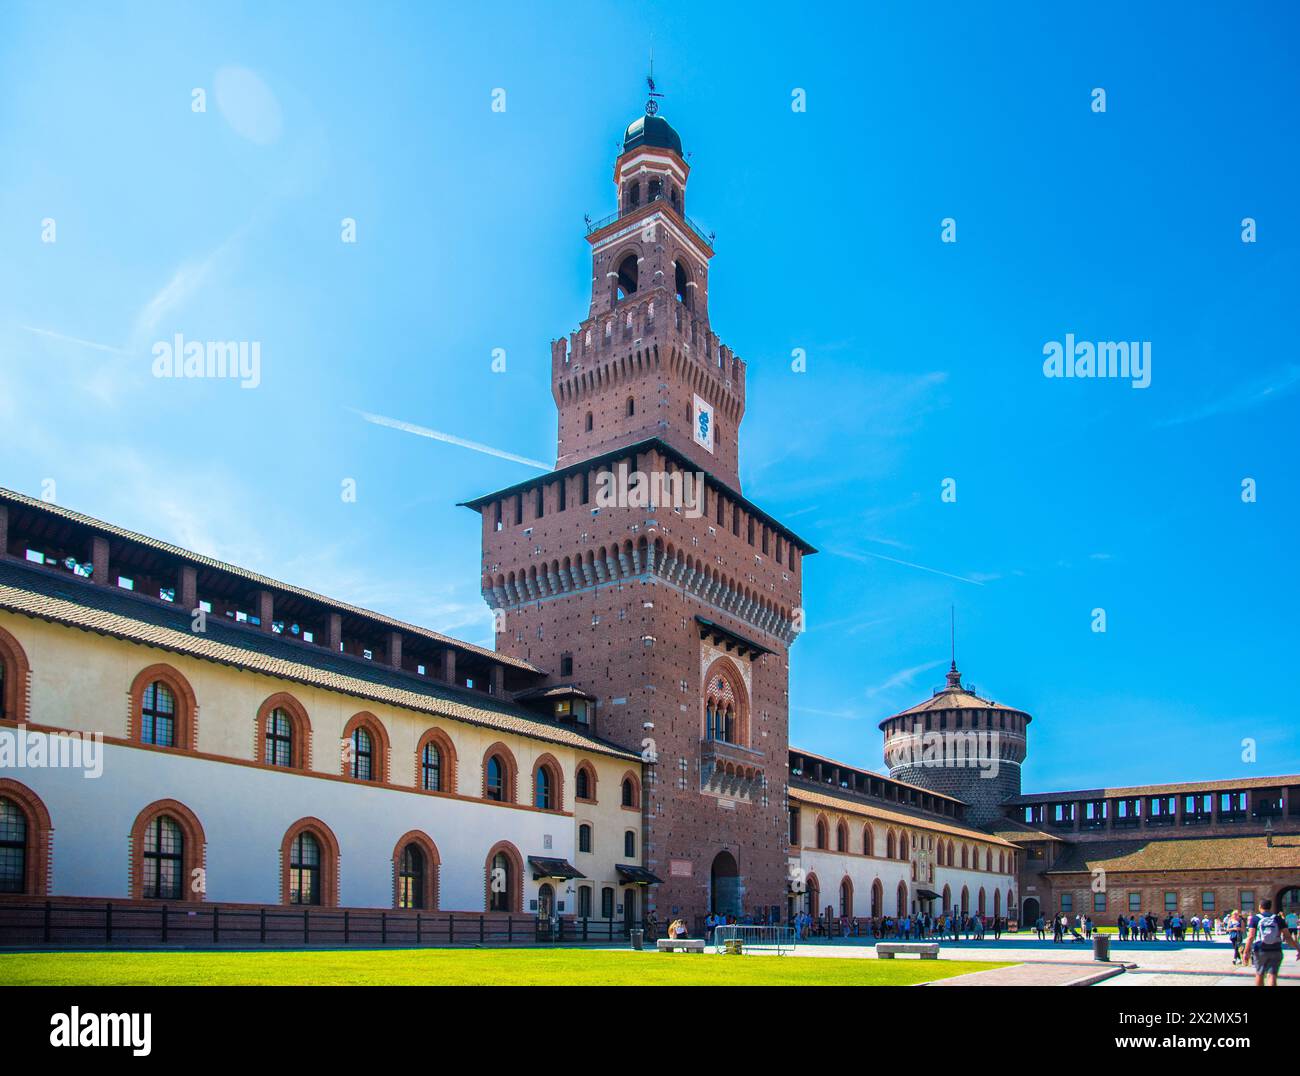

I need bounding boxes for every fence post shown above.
[582,916,588,942]
[344,909,350,944]
[213,905,220,945]
[448,913,454,945]
[480,914,485,944]
[161,904,168,943]
[303,908,309,944]
[381,911,387,945]
[259,906,266,944]
[43,900,51,944]
[106,902,113,944]
[506,915,512,943]
[416,912,422,945]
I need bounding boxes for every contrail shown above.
[19,325,130,355]
[829,546,986,586]
[356,410,550,470]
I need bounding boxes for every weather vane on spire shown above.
[645,44,663,115]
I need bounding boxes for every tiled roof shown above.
[788,784,1017,847]
[980,818,1065,844]
[878,666,1030,728]
[1008,774,1300,804]
[0,486,538,673]
[1045,834,1300,875]
[0,558,637,761]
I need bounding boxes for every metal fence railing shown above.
[709,925,797,955]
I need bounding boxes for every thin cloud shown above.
[828,546,988,586]
[356,410,550,470]
[18,325,129,355]
[865,659,947,699]
[1156,365,1300,427]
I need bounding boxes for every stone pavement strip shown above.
[927,961,1125,986]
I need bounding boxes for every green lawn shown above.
[0,948,1012,986]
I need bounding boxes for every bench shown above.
[657,938,706,953]
[876,942,940,959]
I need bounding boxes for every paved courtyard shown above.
[707,933,1300,986]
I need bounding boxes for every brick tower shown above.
[465,103,814,925]
[879,662,1032,826]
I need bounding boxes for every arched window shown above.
[535,766,554,810]
[130,665,197,751]
[978,887,986,915]
[352,727,374,781]
[533,755,563,811]
[584,412,593,432]
[886,830,897,859]
[392,831,439,910]
[289,832,321,905]
[142,816,184,900]
[896,880,908,917]
[421,741,442,791]
[961,845,969,869]
[416,729,456,794]
[578,823,593,853]
[130,800,204,903]
[0,625,31,722]
[899,833,909,860]
[626,396,636,417]
[486,756,505,800]
[280,819,339,907]
[840,877,853,917]
[815,817,828,850]
[674,260,691,307]
[265,708,293,767]
[258,693,310,770]
[703,658,748,747]
[140,681,176,747]
[575,762,596,802]
[342,713,389,783]
[836,821,848,852]
[624,830,636,858]
[0,798,29,894]
[485,842,522,913]
[616,253,638,300]
[621,772,640,809]
[482,745,517,803]
[862,825,873,856]
[397,843,424,909]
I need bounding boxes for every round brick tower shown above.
[879,663,1031,826]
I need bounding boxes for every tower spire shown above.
[946,606,961,689]
[645,45,663,115]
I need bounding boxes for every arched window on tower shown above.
[616,253,638,301]
[674,260,692,308]
[626,396,635,417]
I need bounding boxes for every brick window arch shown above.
[484,840,523,913]
[415,727,457,793]
[896,880,908,917]
[702,656,749,747]
[899,832,909,861]
[886,829,897,859]
[129,799,205,902]
[805,871,820,917]
[0,779,52,895]
[280,818,340,907]
[836,820,849,853]
[341,712,390,783]
[482,743,518,803]
[532,753,564,812]
[257,692,311,770]
[839,876,854,917]
[620,770,641,810]
[392,830,440,910]
[961,844,969,869]
[0,624,31,723]
[575,760,598,803]
[862,824,873,857]
[128,664,198,751]
[814,814,828,850]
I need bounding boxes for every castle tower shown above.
[465,103,813,924]
[879,663,1031,826]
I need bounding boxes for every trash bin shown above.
[1093,933,1110,962]
[630,929,644,950]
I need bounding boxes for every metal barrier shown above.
[710,924,797,955]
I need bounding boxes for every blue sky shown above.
[2,1,1297,793]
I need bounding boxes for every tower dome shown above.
[623,112,683,157]
[878,663,1032,825]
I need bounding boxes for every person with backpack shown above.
[1242,898,1300,986]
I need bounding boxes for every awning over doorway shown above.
[616,865,663,885]
[917,889,941,901]
[528,857,585,881]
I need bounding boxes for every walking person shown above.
[1242,899,1300,987]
